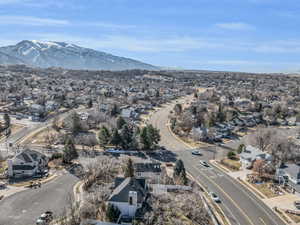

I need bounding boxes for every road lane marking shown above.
[259,217,267,225]
[223,201,241,225]
[193,165,255,225]
[210,164,282,225]
[166,122,284,225]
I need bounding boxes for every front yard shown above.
[251,182,281,198]
[220,158,241,171]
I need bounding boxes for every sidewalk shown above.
[0,185,26,199]
[211,160,299,225]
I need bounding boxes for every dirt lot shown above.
[220,158,241,171]
[27,127,59,145]
[251,182,280,198]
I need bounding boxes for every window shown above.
[129,196,133,205]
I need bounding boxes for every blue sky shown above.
[1,0,300,72]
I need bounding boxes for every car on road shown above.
[191,150,201,155]
[199,160,210,168]
[209,192,221,203]
[36,211,53,225]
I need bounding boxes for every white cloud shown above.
[0,15,135,29]
[215,22,255,30]
[0,16,70,26]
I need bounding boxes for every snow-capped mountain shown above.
[0,40,158,70]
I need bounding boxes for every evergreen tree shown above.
[147,124,161,149]
[63,136,78,163]
[98,125,111,147]
[69,112,81,134]
[139,125,160,150]
[106,204,121,223]
[3,113,10,129]
[124,158,134,177]
[120,125,133,149]
[87,99,93,108]
[110,129,122,148]
[110,104,119,117]
[174,159,185,177]
[173,159,188,185]
[116,116,126,130]
[237,144,245,154]
[140,127,150,150]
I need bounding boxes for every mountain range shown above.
[0,40,158,70]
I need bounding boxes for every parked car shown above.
[36,211,53,225]
[199,160,210,168]
[191,150,202,156]
[210,192,221,203]
[294,201,300,209]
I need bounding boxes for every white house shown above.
[7,149,48,178]
[108,177,147,218]
[239,145,272,169]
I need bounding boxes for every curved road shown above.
[0,173,78,225]
[150,97,285,225]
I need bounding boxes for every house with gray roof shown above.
[276,163,300,185]
[7,149,48,178]
[134,162,161,179]
[240,145,272,169]
[108,177,148,218]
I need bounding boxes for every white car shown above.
[191,150,201,156]
[36,211,53,225]
[210,192,221,203]
[199,160,210,168]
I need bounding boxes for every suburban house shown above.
[121,107,137,120]
[7,149,48,178]
[134,162,161,179]
[276,163,300,185]
[240,145,272,169]
[108,177,148,218]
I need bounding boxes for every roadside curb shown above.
[187,172,231,225]
[210,162,291,225]
[210,160,231,173]
[73,180,84,203]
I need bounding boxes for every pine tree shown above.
[124,158,134,177]
[106,204,121,223]
[98,125,111,147]
[174,159,185,177]
[140,127,150,150]
[174,159,188,185]
[147,125,160,149]
[87,99,93,108]
[63,136,78,163]
[110,104,119,117]
[110,129,122,148]
[3,113,10,129]
[120,125,133,149]
[116,116,126,130]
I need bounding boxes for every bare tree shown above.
[248,128,275,151]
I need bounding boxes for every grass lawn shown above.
[221,158,241,171]
[251,182,278,198]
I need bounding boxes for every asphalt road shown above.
[149,97,286,225]
[0,173,79,225]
